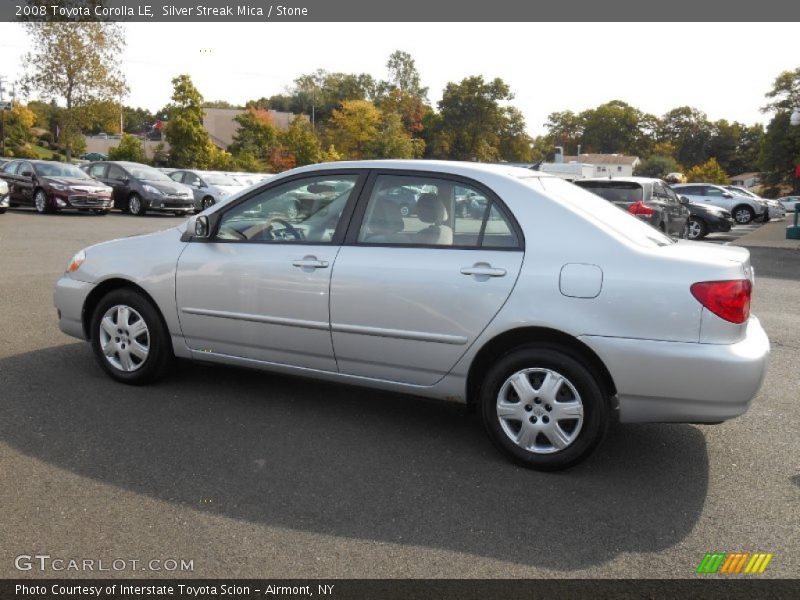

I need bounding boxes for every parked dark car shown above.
[573,177,690,238]
[80,152,108,162]
[681,198,734,240]
[0,159,113,214]
[82,161,194,216]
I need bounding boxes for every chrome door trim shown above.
[330,323,468,345]
[181,307,330,331]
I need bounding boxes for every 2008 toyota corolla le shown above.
[54,161,770,470]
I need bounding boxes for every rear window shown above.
[574,181,643,203]
[519,176,674,248]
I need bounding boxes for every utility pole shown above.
[0,76,7,158]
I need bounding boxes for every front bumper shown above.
[54,276,94,340]
[53,192,113,210]
[579,316,770,423]
[146,195,195,213]
[705,214,733,233]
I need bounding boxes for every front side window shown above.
[169,172,185,183]
[107,165,126,181]
[705,186,725,197]
[215,174,359,243]
[2,161,19,174]
[358,175,519,249]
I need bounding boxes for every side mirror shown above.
[193,180,202,188]
[21,170,33,178]
[194,215,210,238]
[679,196,690,205]
[722,192,733,198]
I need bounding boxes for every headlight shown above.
[66,250,86,273]
[143,185,163,196]
[50,183,68,191]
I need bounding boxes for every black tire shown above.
[687,217,707,240]
[479,345,609,471]
[34,188,53,214]
[128,193,146,216]
[732,205,755,225]
[0,208,6,215]
[89,288,173,385]
[201,196,215,210]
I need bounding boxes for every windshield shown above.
[204,173,240,186]
[574,181,643,203]
[127,165,172,182]
[34,163,93,179]
[520,176,674,248]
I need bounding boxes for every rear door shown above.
[329,172,524,386]
[105,164,132,209]
[17,162,36,205]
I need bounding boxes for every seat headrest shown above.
[369,200,404,235]
[417,193,447,224]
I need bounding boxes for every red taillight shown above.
[628,201,654,216]
[690,279,752,324]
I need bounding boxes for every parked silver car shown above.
[53,161,770,470]
[168,170,248,211]
[672,183,766,224]
[724,186,785,221]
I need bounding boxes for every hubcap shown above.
[98,305,150,372]
[496,368,584,454]
[688,219,702,239]
[735,209,751,224]
[35,192,46,212]
[130,197,141,214]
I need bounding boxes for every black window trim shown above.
[197,168,370,246]
[343,169,525,251]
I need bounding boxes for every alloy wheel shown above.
[34,190,48,213]
[688,219,703,239]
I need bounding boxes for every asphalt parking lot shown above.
[1,209,798,579]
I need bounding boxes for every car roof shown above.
[575,176,659,184]
[286,159,555,180]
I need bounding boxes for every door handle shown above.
[292,257,329,269]
[460,264,506,278]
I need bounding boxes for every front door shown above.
[330,173,524,386]
[175,172,364,372]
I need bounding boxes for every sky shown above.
[0,22,797,136]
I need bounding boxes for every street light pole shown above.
[787,107,800,240]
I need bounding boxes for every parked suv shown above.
[0,159,113,214]
[82,161,194,216]
[672,183,766,225]
[724,186,785,222]
[573,177,690,238]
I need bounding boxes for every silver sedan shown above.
[54,161,770,470]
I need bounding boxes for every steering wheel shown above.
[263,217,303,241]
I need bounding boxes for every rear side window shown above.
[574,181,644,203]
[357,175,520,249]
[88,164,106,178]
[2,161,19,174]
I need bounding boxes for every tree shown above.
[659,106,713,168]
[229,108,279,162]
[634,155,682,179]
[436,76,515,161]
[762,68,800,113]
[371,111,423,159]
[123,106,156,134]
[685,158,729,184]
[4,104,36,148]
[758,112,800,194]
[108,133,145,162]
[280,116,322,166]
[544,110,583,155]
[326,100,381,160]
[580,100,645,154]
[498,107,533,162]
[163,74,214,168]
[20,21,127,160]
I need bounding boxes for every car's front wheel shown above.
[733,205,755,225]
[90,289,173,385]
[34,189,53,214]
[201,196,215,210]
[128,193,146,216]
[480,345,608,470]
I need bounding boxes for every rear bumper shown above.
[54,276,93,340]
[579,317,770,423]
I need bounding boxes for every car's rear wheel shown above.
[90,289,173,385]
[201,196,215,210]
[733,205,755,225]
[128,193,146,216]
[480,345,608,470]
[34,189,53,214]
[687,217,707,240]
